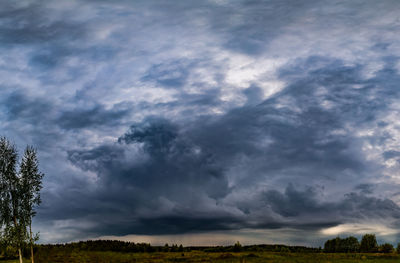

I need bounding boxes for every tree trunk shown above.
[18,248,23,263]
[30,223,34,263]
[13,216,23,263]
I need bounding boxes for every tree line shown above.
[324,234,397,253]
[23,240,320,255]
[21,235,400,256]
[0,137,44,263]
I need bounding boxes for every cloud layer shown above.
[1,0,400,245]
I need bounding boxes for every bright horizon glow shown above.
[321,223,398,237]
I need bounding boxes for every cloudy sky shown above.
[2,0,400,246]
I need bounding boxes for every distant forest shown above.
[15,240,319,258]
[1,233,398,259]
[323,234,396,253]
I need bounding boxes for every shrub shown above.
[360,234,378,253]
[379,243,394,253]
[233,241,242,252]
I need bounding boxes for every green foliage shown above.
[170,244,178,252]
[0,137,19,226]
[178,244,184,252]
[20,146,44,262]
[0,137,28,263]
[0,238,18,259]
[341,236,360,252]
[31,240,321,256]
[279,246,290,253]
[323,234,399,254]
[360,234,378,253]
[324,236,359,253]
[37,240,155,253]
[20,146,44,224]
[324,237,337,253]
[0,137,44,263]
[233,241,242,252]
[380,243,394,253]
[163,243,169,252]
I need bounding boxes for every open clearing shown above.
[2,251,400,263]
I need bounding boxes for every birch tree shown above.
[0,137,26,263]
[20,146,44,263]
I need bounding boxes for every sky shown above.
[1,0,400,247]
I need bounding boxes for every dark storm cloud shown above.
[90,216,243,236]
[0,0,119,88]
[264,184,324,217]
[68,117,231,200]
[56,57,400,238]
[0,3,84,45]
[354,184,375,195]
[383,150,400,160]
[213,0,313,55]
[2,91,130,130]
[141,60,192,88]
[263,184,400,220]
[339,192,400,219]
[2,91,54,123]
[58,104,131,130]
[243,85,264,105]
[0,1,89,74]
[118,118,179,154]
[2,0,400,245]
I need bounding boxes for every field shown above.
[2,251,400,263]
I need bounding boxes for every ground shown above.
[2,251,400,263]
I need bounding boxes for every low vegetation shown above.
[26,250,400,263]
[0,235,400,263]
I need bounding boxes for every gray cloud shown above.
[58,104,131,130]
[54,57,400,240]
[1,0,400,245]
[3,91,54,123]
[263,184,400,222]
[354,184,376,195]
[0,3,84,45]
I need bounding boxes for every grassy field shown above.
[0,251,395,263]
